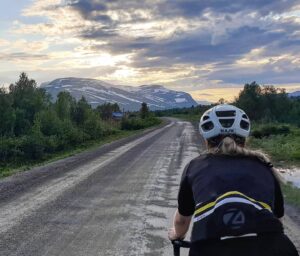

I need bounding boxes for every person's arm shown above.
[168,210,192,240]
[168,163,195,240]
[271,167,284,219]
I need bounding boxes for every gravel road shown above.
[0,119,299,256]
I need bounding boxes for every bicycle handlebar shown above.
[172,240,191,248]
[171,240,191,256]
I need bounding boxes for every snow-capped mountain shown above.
[289,91,300,98]
[41,78,198,111]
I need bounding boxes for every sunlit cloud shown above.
[191,84,300,102]
[191,88,243,102]
[0,39,10,48]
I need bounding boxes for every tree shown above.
[218,98,226,104]
[38,109,61,136]
[140,102,149,119]
[9,73,50,135]
[288,99,300,126]
[73,96,92,126]
[96,103,120,120]
[234,82,294,122]
[55,91,76,120]
[234,82,263,120]
[84,112,107,139]
[22,116,46,160]
[260,86,290,122]
[0,89,15,136]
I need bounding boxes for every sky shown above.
[1,0,300,102]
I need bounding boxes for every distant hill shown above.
[289,91,300,98]
[41,78,198,111]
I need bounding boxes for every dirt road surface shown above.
[0,119,299,256]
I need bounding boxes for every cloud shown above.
[66,0,108,20]
[21,0,62,17]
[11,40,49,52]
[0,39,10,48]
[159,0,299,17]
[64,0,299,21]
[0,52,48,61]
[3,0,300,98]
[190,87,243,102]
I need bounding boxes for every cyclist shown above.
[168,104,298,256]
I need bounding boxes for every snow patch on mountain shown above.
[41,78,198,111]
[175,98,187,103]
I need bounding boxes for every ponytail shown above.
[209,136,271,165]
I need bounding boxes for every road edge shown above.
[0,118,172,199]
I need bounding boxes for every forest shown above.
[234,82,300,125]
[157,81,300,126]
[1,74,300,174]
[0,73,160,174]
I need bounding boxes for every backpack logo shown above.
[223,208,245,229]
[220,128,235,133]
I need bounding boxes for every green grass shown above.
[282,182,300,208]
[0,126,160,179]
[247,123,300,207]
[248,124,300,167]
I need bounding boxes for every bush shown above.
[251,124,290,138]
[143,116,161,127]
[291,151,300,160]
[58,120,85,147]
[44,135,60,153]
[101,122,119,136]
[121,118,145,130]
[21,134,46,160]
[249,131,300,164]
[39,110,61,136]
[0,137,23,162]
[83,113,108,139]
[121,116,161,130]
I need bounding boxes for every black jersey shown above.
[178,154,284,242]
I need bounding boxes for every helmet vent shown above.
[203,115,209,121]
[201,121,214,131]
[219,119,235,128]
[242,114,248,119]
[240,120,250,130]
[216,110,236,117]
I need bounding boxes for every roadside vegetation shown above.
[248,123,300,208]
[282,183,300,208]
[121,103,161,130]
[158,81,300,207]
[0,73,161,177]
[248,124,300,167]
[157,81,300,166]
[247,123,300,208]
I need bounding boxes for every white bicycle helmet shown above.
[199,104,250,140]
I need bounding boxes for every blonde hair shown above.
[209,136,270,164]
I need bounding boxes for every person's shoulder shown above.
[190,152,227,163]
[226,155,275,176]
[192,153,273,169]
[186,153,213,170]
[189,153,210,163]
[241,155,274,169]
